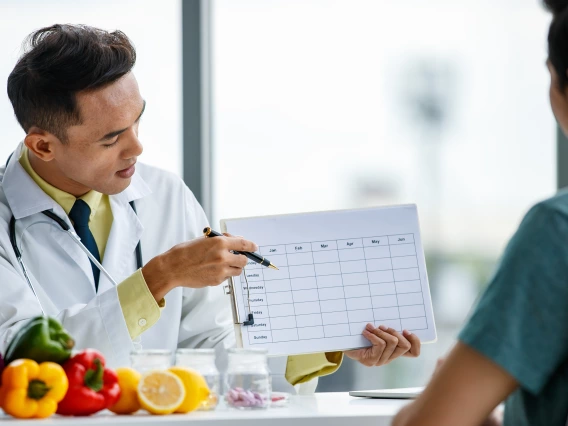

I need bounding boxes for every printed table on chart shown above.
[239,234,428,345]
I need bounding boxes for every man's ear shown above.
[24,127,61,162]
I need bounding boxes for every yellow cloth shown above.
[19,147,342,383]
[286,352,343,386]
[116,269,164,337]
[19,147,161,338]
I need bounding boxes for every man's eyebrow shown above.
[97,100,146,142]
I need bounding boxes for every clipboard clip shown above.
[242,313,254,326]
[226,268,255,327]
[241,268,255,326]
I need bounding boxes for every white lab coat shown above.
[0,143,303,392]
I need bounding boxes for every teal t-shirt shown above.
[459,193,568,426]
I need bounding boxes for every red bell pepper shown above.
[56,349,121,416]
[0,352,4,387]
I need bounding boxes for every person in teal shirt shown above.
[393,1,568,425]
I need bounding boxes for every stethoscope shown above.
[6,153,143,315]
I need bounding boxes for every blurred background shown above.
[0,0,557,390]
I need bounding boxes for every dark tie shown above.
[69,199,100,291]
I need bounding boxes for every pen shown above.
[203,227,279,270]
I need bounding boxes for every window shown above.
[211,0,555,389]
[0,0,182,175]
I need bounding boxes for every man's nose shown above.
[122,128,143,158]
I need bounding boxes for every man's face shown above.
[54,72,145,195]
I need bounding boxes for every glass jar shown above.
[224,348,271,409]
[130,349,172,373]
[175,349,220,411]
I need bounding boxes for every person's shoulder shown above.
[509,191,568,252]
[535,189,568,215]
[522,190,568,227]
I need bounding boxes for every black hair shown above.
[544,0,568,88]
[7,24,136,142]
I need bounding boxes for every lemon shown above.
[169,366,210,414]
[137,370,185,415]
[109,368,142,415]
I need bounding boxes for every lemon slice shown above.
[137,370,186,415]
[169,366,210,413]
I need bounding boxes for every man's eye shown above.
[103,137,119,148]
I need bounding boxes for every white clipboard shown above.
[220,205,436,356]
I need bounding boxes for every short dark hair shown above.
[544,0,568,88]
[7,24,136,142]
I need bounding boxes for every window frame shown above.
[182,0,213,218]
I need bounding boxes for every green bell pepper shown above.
[4,316,75,365]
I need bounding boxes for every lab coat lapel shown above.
[98,171,151,293]
[99,198,143,293]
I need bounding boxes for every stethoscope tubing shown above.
[37,211,119,284]
[64,227,119,287]
[9,205,142,316]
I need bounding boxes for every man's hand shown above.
[142,235,258,301]
[345,323,421,366]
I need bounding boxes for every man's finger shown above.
[367,326,398,365]
[222,232,245,238]
[361,327,386,348]
[227,252,248,268]
[345,348,364,361]
[361,328,389,366]
[225,236,258,253]
[347,326,389,367]
[345,347,376,367]
[382,327,412,360]
[402,330,421,357]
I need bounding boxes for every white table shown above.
[0,392,408,426]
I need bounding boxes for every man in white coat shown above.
[0,24,420,391]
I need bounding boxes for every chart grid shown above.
[238,234,428,345]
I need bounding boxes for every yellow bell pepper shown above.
[1,359,68,419]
